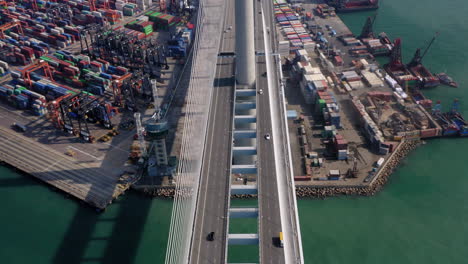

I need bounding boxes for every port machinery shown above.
[0,21,24,39]
[384,38,420,91]
[359,14,376,39]
[431,100,468,137]
[16,61,118,142]
[407,32,440,88]
[17,60,55,86]
[48,92,116,142]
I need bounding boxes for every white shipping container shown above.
[55,27,65,34]
[92,11,102,17]
[57,41,66,49]
[326,76,334,87]
[376,158,385,167]
[308,73,326,82]
[0,60,9,70]
[137,16,149,21]
[50,29,60,35]
[385,75,398,88]
[348,80,365,90]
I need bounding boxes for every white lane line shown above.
[67,146,100,160]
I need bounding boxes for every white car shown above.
[264,134,271,140]
[258,89,263,94]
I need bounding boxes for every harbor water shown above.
[0,166,172,264]
[1,0,468,263]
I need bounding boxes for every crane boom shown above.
[421,32,439,60]
[135,112,148,158]
[408,32,439,67]
[359,14,376,39]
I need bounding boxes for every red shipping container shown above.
[420,129,438,138]
[33,49,43,58]
[78,61,89,67]
[334,56,343,66]
[59,61,72,69]
[294,175,312,181]
[55,34,67,42]
[47,35,57,45]
[335,134,344,140]
[96,58,109,66]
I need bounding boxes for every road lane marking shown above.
[67,146,100,160]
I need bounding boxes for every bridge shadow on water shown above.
[52,192,154,264]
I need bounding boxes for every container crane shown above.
[407,32,440,88]
[388,38,403,70]
[150,79,162,120]
[408,32,439,67]
[88,0,97,11]
[75,96,106,142]
[359,15,376,39]
[0,21,24,39]
[112,72,132,106]
[160,0,167,12]
[17,60,54,87]
[47,93,74,129]
[134,112,148,164]
[59,94,83,134]
[99,0,111,9]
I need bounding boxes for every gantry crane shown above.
[160,0,167,12]
[48,94,73,129]
[88,0,97,11]
[112,72,132,106]
[58,93,93,135]
[17,60,54,87]
[0,21,24,39]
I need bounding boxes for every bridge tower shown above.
[235,0,256,87]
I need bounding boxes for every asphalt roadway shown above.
[189,0,236,262]
[255,0,287,263]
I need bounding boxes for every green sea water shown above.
[0,166,172,264]
[299,0,468,263]
[1,0,468,263]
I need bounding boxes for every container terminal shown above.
[269,0,464,194]
[0,0,196,209]
[0,0,464,208]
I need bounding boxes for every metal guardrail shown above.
[275,54,304,264]
[165,0,226,262]
[224,69,237,264]
[263,0,304,262]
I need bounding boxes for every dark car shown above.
[207,231,215,241]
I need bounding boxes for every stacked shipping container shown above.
[274,2,316,53]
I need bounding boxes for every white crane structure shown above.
[134,112,147,163]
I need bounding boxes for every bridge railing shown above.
[165,0,226,262]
